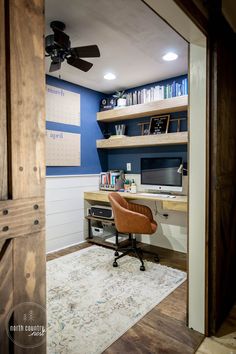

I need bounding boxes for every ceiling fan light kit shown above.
[45,21,100,73]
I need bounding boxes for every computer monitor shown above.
[141,157,183,193]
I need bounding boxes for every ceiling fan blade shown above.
[49,61,61,72]
[71,45,100,58]
[67,57,93,72]
[53,27,70,49]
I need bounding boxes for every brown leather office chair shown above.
[108,192,159,271]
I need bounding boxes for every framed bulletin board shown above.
[46,130,81,166]
[149,114,170,134]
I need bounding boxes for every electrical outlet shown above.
[126,163,131,171]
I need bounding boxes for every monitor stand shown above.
[147,190,172,195]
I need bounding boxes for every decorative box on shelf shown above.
[99,184,117,191]
[99,182,122,191]
[99,170,124,191]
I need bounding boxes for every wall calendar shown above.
[46,130,81,166]
[46,84,80,126]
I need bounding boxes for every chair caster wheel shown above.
[113,261,118,267]
[140,265,145,271]
[154,256,160,263]
[114,251,119,257]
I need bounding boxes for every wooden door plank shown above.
[1,1,46,352]
[0,239,13,352]
[0,0,8,200]
[13,231,46,353]
[0,197,44,240]
[0,240,6,253]
[9,0,45,199]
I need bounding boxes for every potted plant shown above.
[113,90,127,108]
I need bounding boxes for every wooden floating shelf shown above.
[96,132,188,149]
[97,95,188,122]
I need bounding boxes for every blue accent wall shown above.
[107,146,187,174]
[46,74,188,176]
[104,111,187,137]
[46,75,104,175]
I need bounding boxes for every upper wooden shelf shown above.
[96,132,188,149]
[97,95,188,122]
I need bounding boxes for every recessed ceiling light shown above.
[162,52,178,61]
[104,73,116,80]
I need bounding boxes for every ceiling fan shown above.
[45,21,100,73]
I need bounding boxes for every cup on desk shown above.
[130,182,137,194]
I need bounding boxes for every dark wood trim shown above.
[162,0,236,336]
[207,13,236,333]
[204,35,211,337]
[186,43,190,327]
[173,0,208,35]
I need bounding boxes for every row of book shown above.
[125,78,188,106]
[100,171,121,186]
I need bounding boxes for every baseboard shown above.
[46,240,86,255]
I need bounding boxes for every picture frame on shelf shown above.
[137,122,150,135]
[149,114,170,134]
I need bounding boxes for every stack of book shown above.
[125,78,188,106]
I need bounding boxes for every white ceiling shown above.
[45,0,188,94]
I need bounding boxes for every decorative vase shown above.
[117,98,127,107]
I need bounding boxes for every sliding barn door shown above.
[0,0,46,352]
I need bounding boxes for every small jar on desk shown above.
[130,180,137,194]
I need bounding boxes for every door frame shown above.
[143,0,208,334]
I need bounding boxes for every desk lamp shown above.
[177,164,188,174]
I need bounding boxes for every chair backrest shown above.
[108,192,129,232]
[108,192,157,234]
[109,192,128,209]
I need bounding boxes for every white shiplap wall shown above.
[46,175,99,253]
[46,174,187,254]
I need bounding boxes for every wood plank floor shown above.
[47,242,204,353]
[196,302,236,353]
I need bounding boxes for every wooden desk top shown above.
[84,190,187,213]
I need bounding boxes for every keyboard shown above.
[139,193,176,198]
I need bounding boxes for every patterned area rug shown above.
[47,245,186,354]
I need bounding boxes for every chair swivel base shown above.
[113,247,146,271]
[139,248,160,263]
[113,246,160,271]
